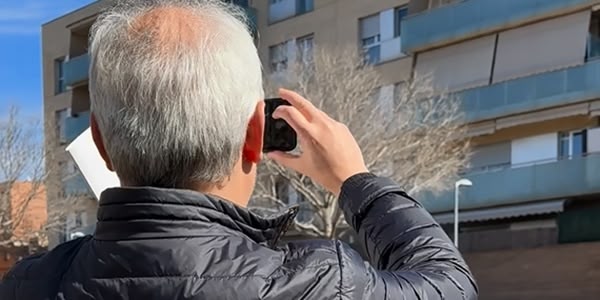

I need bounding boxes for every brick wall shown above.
[9,182,47,240]
[465,242,600,299]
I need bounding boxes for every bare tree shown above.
[251,46,470,239]
[0,106,79,251]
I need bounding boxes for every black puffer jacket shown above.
[0,173,477,299]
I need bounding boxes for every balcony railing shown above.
[64,111,90,144]
[63,53,90,87]
[269,0,313,23]
[401,0,595,53]
[458,59,600,123]
[420,153,600,214]
[61,6,257,83]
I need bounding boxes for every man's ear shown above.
[90,113,114,171]
[243,101,265,164]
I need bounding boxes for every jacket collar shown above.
[94,187,299,247]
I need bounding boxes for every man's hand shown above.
[267,89,369,197]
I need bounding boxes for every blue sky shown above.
[0,0,95,120]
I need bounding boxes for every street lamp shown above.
[454,178,473,248]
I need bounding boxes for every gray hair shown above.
[89,0,264,188]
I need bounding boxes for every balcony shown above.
[459,59,600,123]
[269,0,313,23]
[420,153,600,214]
[63,53,90,87]
[402,0,595,54]
[63,173,92,197]
[60,8,257,81]
[64,111,90,144]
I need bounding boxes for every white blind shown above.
[511,133,558,166]
[470,142,511,169]
[493,11,590,83]
[415,35,495,91]
[360,14,380,39]
[587,127,600,153]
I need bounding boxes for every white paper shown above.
[66,128,120,200]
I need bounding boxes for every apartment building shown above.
[404,0,600,298]
[42,0,600,296]
[405,0,600,250]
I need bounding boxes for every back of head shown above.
[89,0,263,188]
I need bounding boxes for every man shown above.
[0,0,477,299]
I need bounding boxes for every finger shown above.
[273,105,316,140]
[279,89,319,120]
[266,151,304,172]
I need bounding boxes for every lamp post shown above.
[454,178,473,247]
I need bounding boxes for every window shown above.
[54,57,66,94]
[296,34,314,65]
[75,211,83,228]
[61,159,78,180]
[66,212,76,232]
[394,7,408,38]
[269,42,289,72]
[296,0,314,15]
[559,130,587,159]
[360,15,381,64]
[55,108,70,144]
[588,11,600,60]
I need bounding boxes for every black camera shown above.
[263,98,297,153]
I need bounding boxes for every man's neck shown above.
[192,175,251,208]
[206,188,249,208]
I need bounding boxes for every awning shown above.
[432,199,566,225]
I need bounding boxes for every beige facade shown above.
[255,0,413,85]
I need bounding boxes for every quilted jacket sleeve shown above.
[337,173,478,299]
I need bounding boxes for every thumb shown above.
[267,151,303,172]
